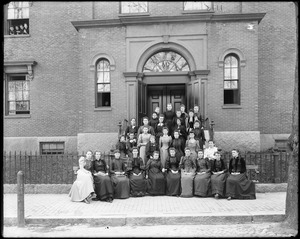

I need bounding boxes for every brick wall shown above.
[207,21,259,131]
[257,2,296,134]
[4,2,92,137]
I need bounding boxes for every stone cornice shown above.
[71,12,266,31]
[4,60,37,80]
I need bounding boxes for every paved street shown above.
[3,222,297,237]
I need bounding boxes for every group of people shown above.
[69,104,256,204]
[9,23,29,35]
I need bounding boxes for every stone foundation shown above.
[77,132,119,153]
[214,131,260,152]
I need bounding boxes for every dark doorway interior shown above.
[147,84,186,116]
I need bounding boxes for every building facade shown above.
[3,2,296,154]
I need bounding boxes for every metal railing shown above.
[3,151,289,184]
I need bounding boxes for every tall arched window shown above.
[143,51,190,72]
[96,59,111,107]
[224,54,240,105]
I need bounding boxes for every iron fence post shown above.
[17,171,25,227]
[273,152,280,183]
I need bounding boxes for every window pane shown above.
[121,2,148,13]
[16,101,29,110]
[97,72,104,83]
[143,51,190,72]
[56,143,64,149]
[103,61,110,71]
[231,81,238,89]
[231,57,238,67]
[224,57,231,67]
[231,69,238,79]
[8,81,15,91]
[23,91,29,100]
[224,69,231,79]
[23,81,29,90]
[104,84,110,92]
[49,143,57,149]
[8,92,16,101]
[103,72,110,82]
[9,102,16,111]
[224,81,231,89]
[16,91,23,100]
[98,84,104,92]
[184,2,212,10]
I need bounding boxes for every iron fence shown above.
[3,151,289,184]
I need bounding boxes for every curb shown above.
[4,183,288,194]
[4,213,285,227]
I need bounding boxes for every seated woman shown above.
[115,135,128,159]
[194,150,212,197]
[145,151,166,196]
[126,132,137,158]
[211,151,228,199]
[165,147,181,196]
[69,156,94,204]
[127,147,148,197]
[110,150,130,199]
[204,140,218,169]
[145,135,158,165]
[84,150,94,173]
[179,147,196,197]
[92,151,114,203]
[225,149,256,200]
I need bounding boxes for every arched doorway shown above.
[124,42,209,125]
[143,51,189,116]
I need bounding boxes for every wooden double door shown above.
[147,84,186,116]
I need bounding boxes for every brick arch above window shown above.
[90,53,116,71]
[218,48,246,68]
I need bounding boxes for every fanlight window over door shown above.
[143,51,190,72]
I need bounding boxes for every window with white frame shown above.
[223,54,240,105]
[6,2,30,35]
[183,1,212,11]
[6,75,30,115]
[96,59,111,107]
[121,2,148,13]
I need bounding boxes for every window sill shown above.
[222,105,242,109]
[181,10,215,14]
[94,107,112,111]
[5,114,31,119]
[4,34,31,38]
[118,12,150,17]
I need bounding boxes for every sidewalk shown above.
[4,192,286,227]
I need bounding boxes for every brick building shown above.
[3,2,296,154]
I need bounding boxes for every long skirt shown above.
[139,145,146,165]
[225,173,256,199]
[211,173,228,197]
[160,147,169,168]
[129,173,147,197]
[111,175,130,199]
[194,172,211,197]
[93,174,114,201]
[166,171,181,196]
[69,171,94,202]
[180,172,195,197]
[147,169,166,195]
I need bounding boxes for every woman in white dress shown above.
[69,156,94,204]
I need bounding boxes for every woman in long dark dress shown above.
[179,147,196,197]
[125,118,138,139]
[165,147,181,196]
[225,149,256,200]
[193,120,206,150]
[110,150,130,199]
[211,151,228,199]
[194,150,212,197]
[92,151,114,202]
[115,135,128,159]
[127,147,148,197]
[155,114,165,145]
[126,132,137,158]
[171,130,185,163]
[145,151,166,195]
[164,103,176,136]
[146,135,158,164]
